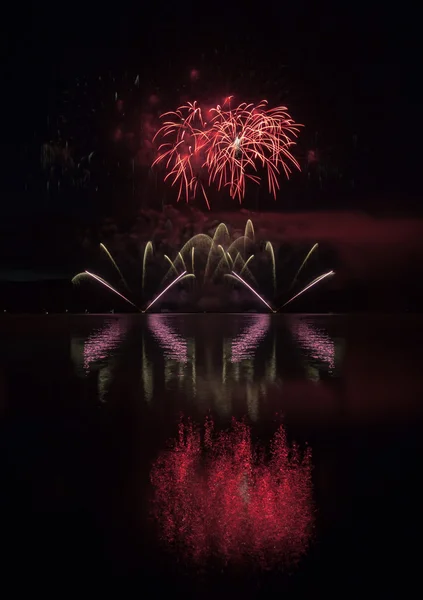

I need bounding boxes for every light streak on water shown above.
[148,315,188,362]
[82,319,127,372]
[231,315,271,362]
[290,319,335,372]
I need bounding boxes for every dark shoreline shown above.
[1,279,421,313]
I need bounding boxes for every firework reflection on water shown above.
[151,417,314,568]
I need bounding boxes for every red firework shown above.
[150,418,313,568]
[152,102,211,209]
[152,97,301,207]
[207,97,301,201]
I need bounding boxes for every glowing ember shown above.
[151,418,314,568]
[153,98,301,207]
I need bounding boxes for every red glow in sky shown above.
[149,94,160,106]
[151,418,314,568]
[190,68,200,81]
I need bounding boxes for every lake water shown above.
[1,313,422,595]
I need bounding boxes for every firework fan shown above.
[152,97,302,208]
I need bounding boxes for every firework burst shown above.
[152,102,211,209]
[153,97,301,207]
[206,98,301,202]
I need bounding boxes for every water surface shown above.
[1,314,422,595]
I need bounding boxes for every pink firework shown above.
[153,97,301,207]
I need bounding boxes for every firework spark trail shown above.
[231,271,275,312]
[239,254,254,276]
[244,219,255,255]
[72,220,330,312]
[233,252,244,271]
[178,252,187,271]
[225,238,257,286]
[82,271,139,309]
[153,99,301,206]
[142,241,153,291]
[211,250,231,280]
[232,251,255,285]
[265,241,276,295]
[100,243,130,292]
[205,223,231,281]
[179,274,196,284]
[244,218,255,242]
[208,245,233,281]
[163,234,212,285]
[281,271,335,308]
[143,271,187,312]
[200,182,211,211]
[164,254,179,276]
[219,245,231,270]
[71,273,89,285]
[290,243,319,290]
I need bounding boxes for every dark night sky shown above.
[0,0,422,280]
[3,1,420,198]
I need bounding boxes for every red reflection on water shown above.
[151,418,313,567]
